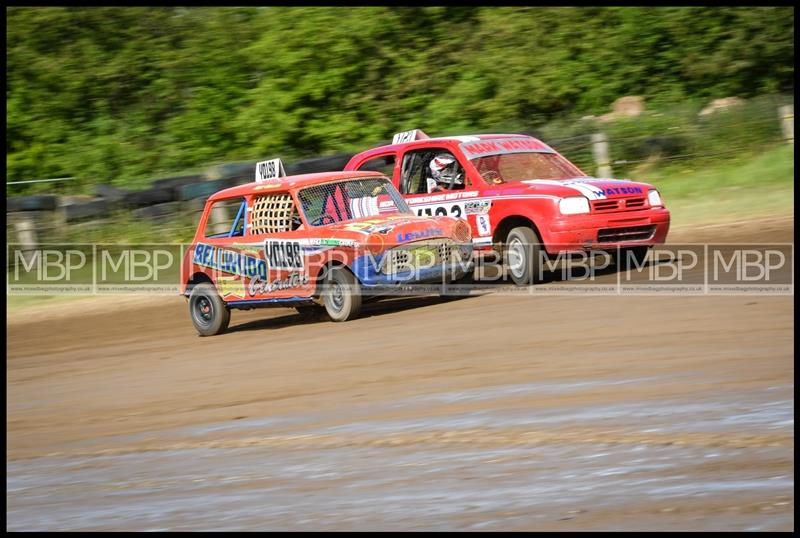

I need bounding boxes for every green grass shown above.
[629,144,794,226]
[58,210,199,244]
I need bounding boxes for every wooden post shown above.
[592,133,612,177]
[779,105,793,144]
[14,217,38,265]
[210,204,229,235]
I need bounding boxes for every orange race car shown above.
[180,161,472,335]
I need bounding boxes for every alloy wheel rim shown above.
[508,238,526,278]
[329,281,345,312]
[195,296,213,325]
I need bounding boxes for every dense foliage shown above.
[7,7,795,192]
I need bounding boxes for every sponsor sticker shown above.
[217,276,246,299]
[248,273,309,296]
[395,228,443,243]
[193,243,268,280]
[464,200,492,215]
[460,138,554,159]
[300,237,360,248]
[476,215,492,236]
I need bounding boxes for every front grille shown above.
[624,197,646,209]
[592,199,620,212]
[592,197,647,213]
[381,240,469,274]
[438,243,453,262]
[597,225,656,243]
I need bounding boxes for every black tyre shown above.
[151,174,204,190]
[615,246,650,271]
[123,187,174,207]
[7,195,58,212]
[189,282,231,336]
[94,184,130,203]
[286,153,355,175]
[177,179,232,201]
[62,200,111,222]
[322,266,362,322]
[505,226,543,286]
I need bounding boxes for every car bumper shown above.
[357,261,472,287]
[541,208,671,255]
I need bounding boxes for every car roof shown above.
[208,170,385,201]
[354,133,540,156]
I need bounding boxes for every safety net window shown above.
[297,177,411,227]
[249,192,300,235]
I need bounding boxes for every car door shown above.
[246,190,314,301]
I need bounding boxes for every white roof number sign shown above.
[392,129,429,144]
[255,158,286,183]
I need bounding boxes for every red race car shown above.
[344,130,670,285]
[181,161,472,336]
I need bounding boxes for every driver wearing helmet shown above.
[426,153,464,193]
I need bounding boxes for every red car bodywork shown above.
[344,134,670,256]
[180,171,472,308]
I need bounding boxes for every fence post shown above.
[14,217,38,265]
[210,204,230,235]
[591,133,612,177]
[779,105,793,144]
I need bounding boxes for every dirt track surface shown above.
[6,218,794,531]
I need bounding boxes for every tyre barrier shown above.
[177,178,234,201]
[94,184,130,204]
[132,201,181,221]
[7,153,357,220]
[6,194,59,212]
[206,162,257,182]
[62,199,111,222]
[151,174,205,190]
[285,153,355,175]
[122,186,175,207]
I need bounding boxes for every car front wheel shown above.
[505,226,543,286]
[322,266,362,322]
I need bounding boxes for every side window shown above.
[357,155,396,177]
[250,192,303,235]
[400,149,465,195]
[204,198,247,238]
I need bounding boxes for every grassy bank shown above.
[640,144,794,227]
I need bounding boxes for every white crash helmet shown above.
[428,153,463,189]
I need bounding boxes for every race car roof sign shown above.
[392,129,429,144]
[255,158,286,183]
[460,138,555,160]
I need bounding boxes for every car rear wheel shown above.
[189,282,230,336]
[322,266,362,322]
[505,226,543,286]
